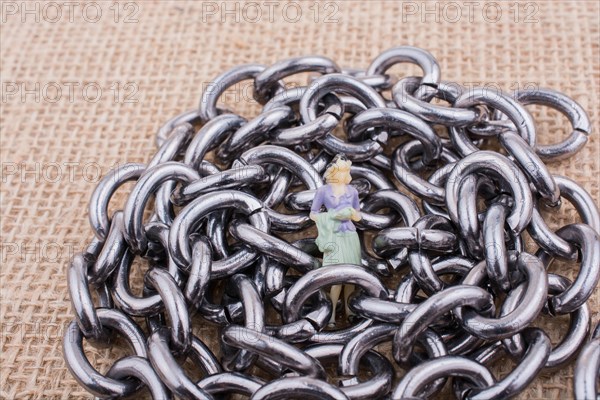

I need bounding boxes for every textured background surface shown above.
[1,1,599,398]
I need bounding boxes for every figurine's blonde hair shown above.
[324,156,352,184]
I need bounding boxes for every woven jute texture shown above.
[1,1,599,398]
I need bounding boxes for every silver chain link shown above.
[63,45,600,400]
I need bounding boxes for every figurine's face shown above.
[324,160,352,184]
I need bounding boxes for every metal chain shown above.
[63,46,600,400]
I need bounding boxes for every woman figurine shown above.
[310,154,362,327]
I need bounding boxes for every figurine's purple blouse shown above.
[310,184,360,232]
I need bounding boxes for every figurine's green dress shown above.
[311,184,361,266]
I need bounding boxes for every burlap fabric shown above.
[1,1,598,398]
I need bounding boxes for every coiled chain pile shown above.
[63,46,600,399]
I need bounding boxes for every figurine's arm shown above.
[309,186,325,221]
[350,186,361,221]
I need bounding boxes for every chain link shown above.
[63,45,600,399]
